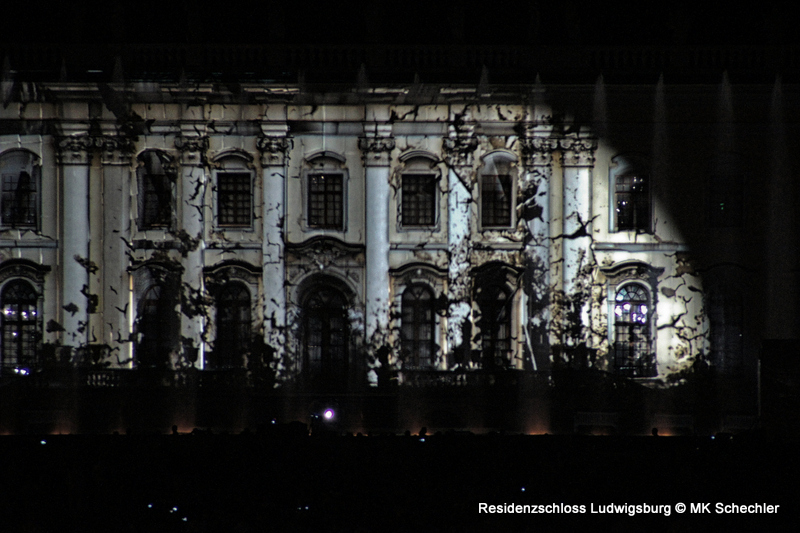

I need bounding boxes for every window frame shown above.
[212,282,252,369]
[0,279,40,373]
[212,152,256,231]
[136,150,176,231]
[400,173,438,229]
[301,284,350,390]
[132,265,181,369]
[302,153,349,233]
[216,171,254,229]
[610,155,652,234]
[0,149,41,231]
[478,152,517,231]
[400,284,437,369]
[307,172,345,230]
[612,282,656,377]
[475,282,514,368]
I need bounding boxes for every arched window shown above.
[302,286,349,390]
[707,276,744,374]
[213,283,251,368]
[135,282,178,368]
[401,285,436,368]
[475,283,513,367]
[137,150,175,230]
[613,283,655,376]
[611,155,651,232]
[0,150,40,229]
[0,280,39,371]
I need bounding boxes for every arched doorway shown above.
[302,285,349,391]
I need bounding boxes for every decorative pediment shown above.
[599,260,664,285]
[204,260,261,286]
[285,237,365,268]
[0,259,50,285]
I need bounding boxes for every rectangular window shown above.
[308,173,344,229]
[218,172,252,227]
[1,171,37,228]
[140,173,172,229]
[480,174,512,228]
[615,173,650,232]
[401,174,436,227]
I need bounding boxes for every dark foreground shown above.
[1,429,797,532]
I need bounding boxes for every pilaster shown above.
[520,127,558,370]
[442,118,477,365]
[257,132,291,376]
[358,128,395,380]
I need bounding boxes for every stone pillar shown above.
[358,128,395,359]
[559,135,597,347]
[257,133,291,377]
[175,135,208,368]
[56,135,93,350]
[99,136,134,360]
[443,119,477,366]
[520,129,557,370]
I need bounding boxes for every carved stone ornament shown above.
[443,120,478,167]
[286,237,365,270]
[174,136,209,165]
[100,136,135,165]
[599,260,665,288]
[0,260,50,286]
[358,136,396,154]
[257,136,293,165]
[358,136,395,166]
[204,261,261,287]
[559,136,598,167]
[174,136,209,153]
[442,136,479,167]
[56,134,133,165]
[519,136,558,169]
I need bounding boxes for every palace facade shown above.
[1,42,794,432]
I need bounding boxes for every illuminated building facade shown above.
[0,41,794,433]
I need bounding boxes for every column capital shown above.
[443,120,478,168]
[174,135,209,165]
[559,136,598,167]
[55,134,94,165]
[358,136,395,166]
[257,135,292,166]
[99,135,135,166]
[520,135,559,169]
[55,134,134,165]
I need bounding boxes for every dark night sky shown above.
[2,1,797,46]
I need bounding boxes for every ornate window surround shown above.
[600,260,664,377]
[390,262,447,370]
[395,150,442,232]
[130,261,183,368]
[204,260,262,369]
[0,259,48,373]
[471,261,524,368]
